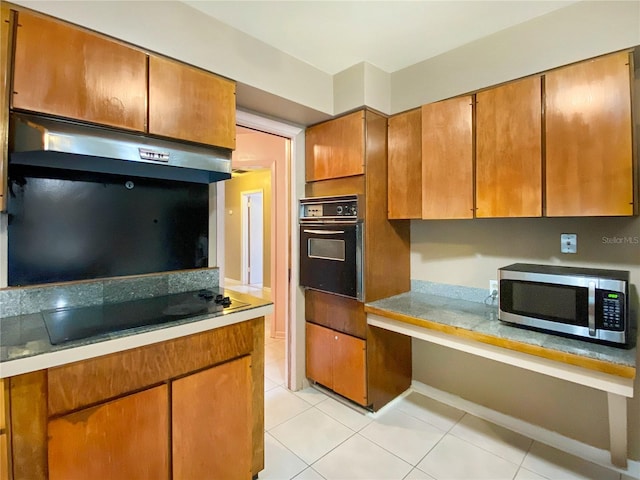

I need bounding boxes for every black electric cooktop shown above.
[42,289,248,345]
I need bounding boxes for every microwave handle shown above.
[588,281,596,336]
[303,229,345,235]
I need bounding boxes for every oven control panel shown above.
[299,194,361,223]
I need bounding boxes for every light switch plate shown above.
[561,233,577,254]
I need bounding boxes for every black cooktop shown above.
[42,288,247,345]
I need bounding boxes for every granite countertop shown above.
[0,272,273,378]
[365,290,637,374]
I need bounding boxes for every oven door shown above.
[299,223,362,300]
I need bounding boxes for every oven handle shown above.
[303,229,345,235]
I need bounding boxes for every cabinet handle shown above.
[335,336,338,340]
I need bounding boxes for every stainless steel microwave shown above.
[498,263,632,347]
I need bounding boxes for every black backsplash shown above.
[7,165,209,286]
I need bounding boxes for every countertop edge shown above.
[0,303,274,378]
[364,303,636,380]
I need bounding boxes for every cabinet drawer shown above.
[48,321,253,416]
[305,289,366,339]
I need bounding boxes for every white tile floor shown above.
[226,283,629,480]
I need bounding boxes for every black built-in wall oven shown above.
[299,195,363,301]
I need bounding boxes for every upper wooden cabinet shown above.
[476,76,542,218]
[306,110,365,182]
[388,108,422,219]
[149,56,236,149]
[1,4,15,213]
[545,51,634,216]
[422,96,474,219]
[12,11,147,132]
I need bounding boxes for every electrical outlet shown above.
[561,233,577,254]
[489,280,498,298]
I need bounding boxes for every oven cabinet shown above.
[305,110,365,182]
[12,11,147,132]
[305,290,411,411]
[48,386,170,480]
[387,108,422,219]
[148,55,236,149]
[5,318,264,480]
[0,4,12,212]
[545,51,634,217]
[306,322,367,406]
[476,75,542,218]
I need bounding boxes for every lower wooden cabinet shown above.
[306,322,367,406]
[48,386,169,480]
[172,356,252,480]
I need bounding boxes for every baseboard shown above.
[411,380,640,479]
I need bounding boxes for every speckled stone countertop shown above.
[365,284,637,374]
[0,269,273,378]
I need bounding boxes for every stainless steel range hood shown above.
[9,113,232,183]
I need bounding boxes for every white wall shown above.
[391,0,640,113]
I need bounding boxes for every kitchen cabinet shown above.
[388,108,422,219]
[545,51,634,216]
[148,55,236,149]
[0,378,7,480]
[305,110,365,182]
[172,356,252,480]
[306,322,367,406]
[48,386,169,480]
[422,96,474,219]
[12,11,147,132]
[0,4,13,212]
[475,76,542,218]
[7,317,264,480]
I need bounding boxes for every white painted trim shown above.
[234,109,303,392]
[411,381,640,479]
[367,314,634,397]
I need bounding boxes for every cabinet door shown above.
[388,108,422,219]
[332,331,367,406]
[476,76,542,218]
[172,356,252,480]
[148,55,236,149]
[306,322,334,389]
[0,379,6,480]
[546,52,634,216]
[12,11,146,131]
[0,4,12,213]
[422,96,473,219]
[306,110,365,182]
[48,385,169,480]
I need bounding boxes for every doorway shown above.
[241,190,264,286]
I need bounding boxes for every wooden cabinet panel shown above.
[305,111,365,182]
[306,322,334,389]
[48,385,169,480]
[173,356,252,480]
[12,11,146,132]
[546,51,634,216]
[422,96,474,219]
[388,108,422,219]
[306,322,368,406]
[0,433,7,480]
[149,55,236,149]
[305,289,366,339]
[476,76,542,218]
[332,331,367,406]
[0,4,14,213]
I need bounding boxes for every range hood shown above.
[9,113,232,183]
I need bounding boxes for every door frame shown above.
[218,110,304,391]
[240,189,264,286]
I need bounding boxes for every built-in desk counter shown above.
[365,291,636,468]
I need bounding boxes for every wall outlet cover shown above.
[561,233,577,254]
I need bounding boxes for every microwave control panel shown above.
[598,291,625,331]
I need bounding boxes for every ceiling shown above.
[183,0,577,75]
